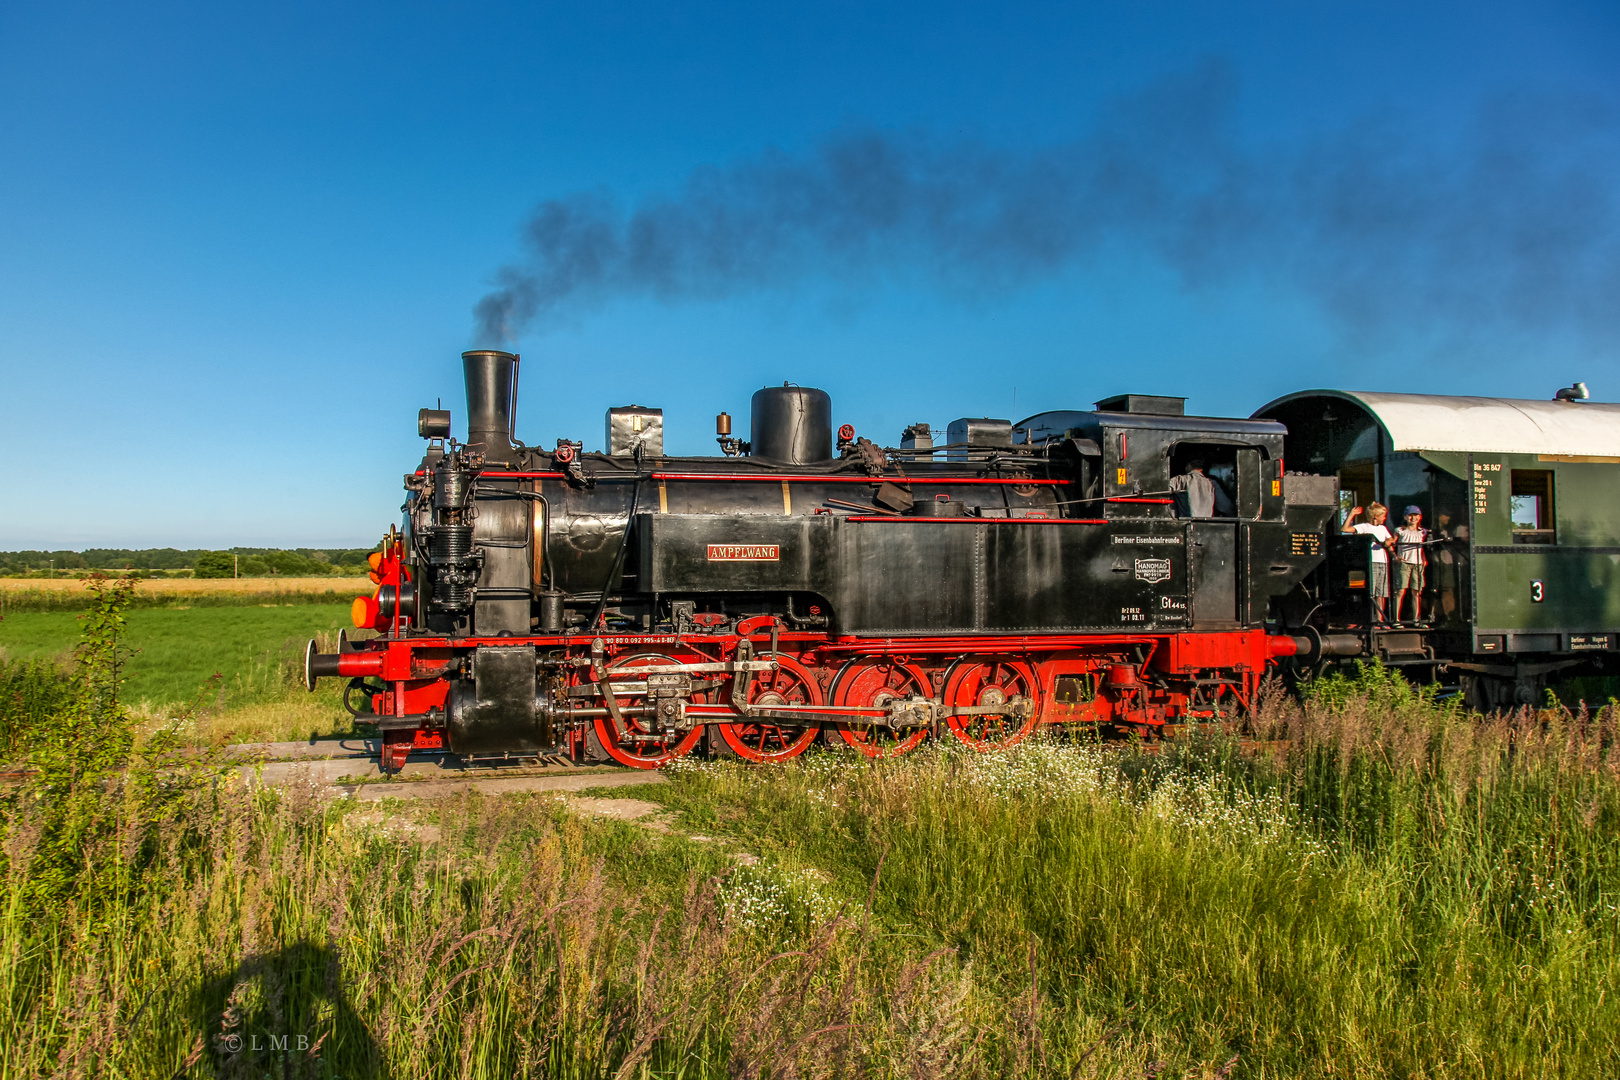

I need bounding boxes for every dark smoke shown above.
[474,62,1620,350]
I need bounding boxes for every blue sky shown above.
[2,0,1616,548]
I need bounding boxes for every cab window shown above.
[1168,442,1264,520]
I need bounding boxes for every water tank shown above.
[750,384,833,464]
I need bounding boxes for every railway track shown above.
[228,739,669,799]
[3,724,1290,800]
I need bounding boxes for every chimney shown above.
[462,350,518,458]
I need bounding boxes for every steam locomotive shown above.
[305,350,1619,771]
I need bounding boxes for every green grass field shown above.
[0,585,1617,1077]
[0,603,352,713]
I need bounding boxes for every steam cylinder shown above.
[463,350,519,458]
[750,385,833,464]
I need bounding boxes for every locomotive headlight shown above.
[418,408,452,438]
[351,592,380,629]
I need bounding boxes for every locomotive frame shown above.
[315,530,1315,772]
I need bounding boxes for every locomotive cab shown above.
[1017,399,1326,631]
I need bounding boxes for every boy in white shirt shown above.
[1342,502,1396,624]
[1393,505,1429,625]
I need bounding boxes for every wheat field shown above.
[0,575,364,597]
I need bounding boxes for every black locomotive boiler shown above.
[306,349,1360,771]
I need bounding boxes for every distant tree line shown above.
[0,547,378,578]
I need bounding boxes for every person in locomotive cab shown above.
[1169,459,1235,518]
[1342,502,1396,623]
[1393,505,1429,625]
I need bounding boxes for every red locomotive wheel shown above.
[831,658,932,759]
[942,659,1041,750]
[717,653,824,763]
[592,651,705,769]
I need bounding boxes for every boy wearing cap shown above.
[1394,506,1429,625]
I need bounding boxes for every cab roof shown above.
[1015,409,1285,443]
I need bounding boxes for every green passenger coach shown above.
[1254,390,1620,708]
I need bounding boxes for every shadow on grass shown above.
[200,941,389,1078]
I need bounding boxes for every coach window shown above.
[1510,470,1555,545]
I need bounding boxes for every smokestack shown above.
[462,350,519,459]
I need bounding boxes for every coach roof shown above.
[1254,390,1620,458]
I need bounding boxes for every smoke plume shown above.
[474,62,1620,350]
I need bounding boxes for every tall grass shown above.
[651,669,1620,1076]
[2,592,1616,1077]
[4,781,1050,1078]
